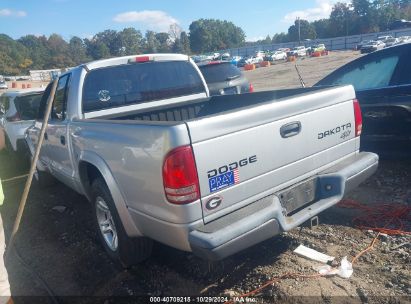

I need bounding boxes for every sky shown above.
[0,0,349,41]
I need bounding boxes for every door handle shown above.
[280,122,301,138]
[60,135,66,145]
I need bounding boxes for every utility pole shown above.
[297,17,301,45]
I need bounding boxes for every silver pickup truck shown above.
[26,53,378,266]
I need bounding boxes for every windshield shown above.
[199,63,242,83]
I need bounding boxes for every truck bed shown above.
[100,87,324,122]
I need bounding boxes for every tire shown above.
[91,178,152,267]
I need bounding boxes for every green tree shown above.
[69,36,89,65]
[180,31,191,54]
[18,35,49,69]
[93,30,120,56]
[85,38,110,59]
[311,19,331,38]
[352,0,379,32]
[117,28,143,55]
[329,3,354,36]
[155,32,170,52]
[144,31,160,53]
[272,32,289,43]
[47,34,73,68]
[0,34,30,74]
[189,19,245,53]
[262,35,272,44]
[288,19,317,42]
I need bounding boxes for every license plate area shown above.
[278,178,317,216]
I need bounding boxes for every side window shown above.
[391,49,411,86]
[322,53,400,91]
[51,74,70,121]
[37,82,53,120]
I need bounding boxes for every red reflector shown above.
[249,83,254,93]
[163,146,200,204]
[135,56,150,63]
[353,99,362,137]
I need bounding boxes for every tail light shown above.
[128,56,151,63]
[353,99,362,137]
[6,112,21,122]
[249,83,254,93]
[163,146,200,204]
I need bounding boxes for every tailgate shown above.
[186,86,358,223]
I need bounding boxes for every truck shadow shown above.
[2,148,409,300]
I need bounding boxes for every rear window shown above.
[82,61,205,113]
[14,93,43,120]
[199,63,242,83]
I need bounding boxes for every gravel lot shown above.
[243,50,361,91]
[0,50,410,303]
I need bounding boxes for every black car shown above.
[390,19,411,30]
[197,61,253,96]
[315,43,411,157]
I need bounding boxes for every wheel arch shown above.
[78,151,142,237]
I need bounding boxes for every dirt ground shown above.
[243,50,362,91]
[0,50,410,303]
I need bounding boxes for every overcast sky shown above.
[0,0,350,41]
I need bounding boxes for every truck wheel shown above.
[91,178,152,267]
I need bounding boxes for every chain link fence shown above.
[221,28,411,57]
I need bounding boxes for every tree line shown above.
[257,0,411,44]
[1,0,410,75]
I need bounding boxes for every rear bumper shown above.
[188,152,378,260]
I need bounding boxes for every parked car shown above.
[384,37,399,47]
[277,48,290,53]
[397,36,411,44]
[254,51,265,59]
[25,53,377,266]
[237,57,248,67]
[360,40,385,53]
[0,88,44,158]
[377,35,393,43]
[389,19,411,30]
[242,56,263,65]
[315,43,411,157]
[268,51,287,61]
[230,56,242,66]
[312,44,326,52]
[356,40,370,50]
[0,80,7,90]
[288,46,307,57]
[197,61,253,96]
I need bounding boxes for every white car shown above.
[0,80,7,90]
[360,40,386,53]
[270,51,287,61]
[384,37,399,47]
[254,51,265,59]
[289,46,307,57]
[0,88,44,157]
[397,36,411,44]
[245,56,263,65]
[377,35,393,43]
